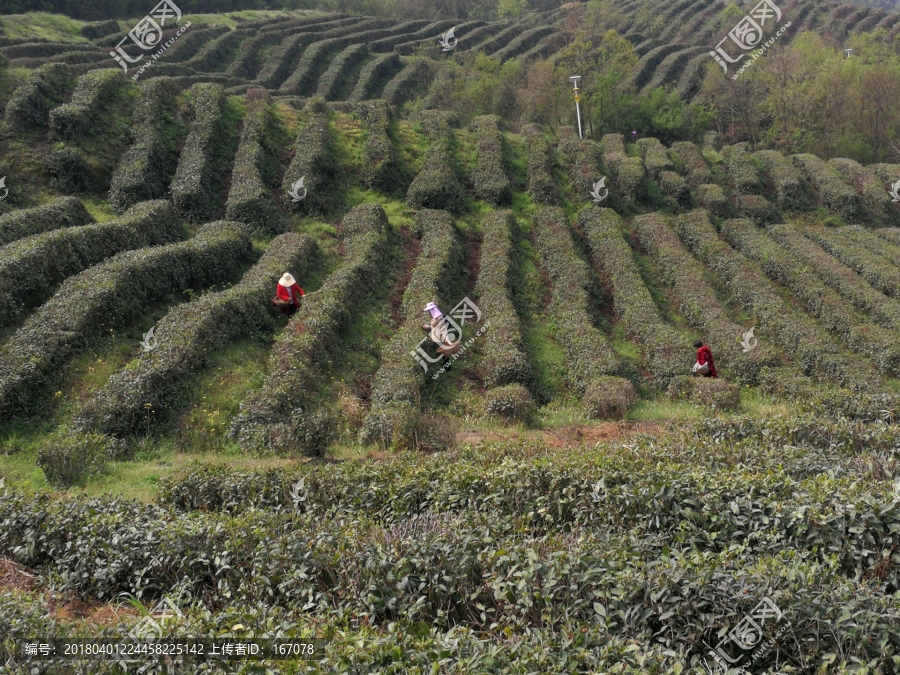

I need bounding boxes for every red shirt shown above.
[276,283,305,306]
[697,345,717,377]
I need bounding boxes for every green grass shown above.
[0,12,91,42]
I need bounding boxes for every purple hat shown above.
[423,301,443,319]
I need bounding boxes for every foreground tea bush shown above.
[3,62,71,130]
[0,196,93,246]
[48,68,127,140]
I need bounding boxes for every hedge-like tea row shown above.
[469,115,511,205]
[356,99,406,195]
[161,25,230,63]
[79,19,120,39]
[0,220,253,420]
[490,26,554,62]
[634,212,775,384]
[316,43,369,100]
[721,219,900,375]
[382,58,431,107]
[169,83,227,222]
[531,207,625,404]
[223,28,288,79]
[834,217,900,263]
[392,20,477,55]
[282,97,340,215]
[556,126,601,205]
[224,100,284,235]
[3,62,70,130]
[406,111,466,213]
[720,143,761,195]
[517,31,568,63]
[523,124,558,205]
[769,223,900,331]
[640,45,706,95]
[48,68,127,140]
[474,24,527,56]
[696,184,729,221]
[252,21,358,88]
[618,156,646,202]
[0,196,94,246]
[233,204,392,456]
[599,132,626,171]
[657,170,689,206]
[475,211,533,391]
[74,233,320,440]
[368,20,451,52]
[635,137,673,179]
[831,157,900,225]
[0,41,79,59]
[668,140,711,186]
[675,210,874,391]
[360,209,465,448]
[736,193,779,225]
[108,77,179,213]
[184,28,252,73]
[581,209,686,385]
[347,52,401,103]
[752,149,810,212]
[804,225,900,297]
[625,42,690,90]
[0,200,180,327]
[791,153,861,221]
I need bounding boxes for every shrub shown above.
[282,97,341,216]
[108,77,179,213]
[599,133,626,171]
[356,99,407,196]
[252,27,330,89]
[3,62,71,130]
[669,140,711,186]
[625,43,690,90]
[486,383,534,423]
[531,207,621,393]
[234,204,392,456]
[696,183,729,217]
[557,126,602,204]
[475,211,533,390]
[278,34,367,95]
[184,28,252,73]
[36,432,124,487]
[164,25,230,62]
[830,157,900,226]
[517,31,568,63]
[360,209,465,449]
[523,124,558,205]
[641,46,706,95]
[617,156,646,202]
[475,25,527,56]
[0,220,253,420]
[804,226,900,298]
[382,58,432,107]
[720,144,761,195]
[75,233,320,440]
[0,200,181,326]
[49,69,127,141]
[582,376,636,419]
[753,149,810,211]
[79,20,121,40]
[0,197,94,247]
[721,219,900,375]
[491,26,554,62]
[675,210,873,391]
[45,146,95,194]
[224,28,287,79]
[225,100,285,235]
[367,20,448,52]
[635,137,673,179]
[406,111,466,214]
[737,194,780,225]
[581,208,686,385]
[348,52,401,103]
[690,377,741,411]
[633,212,775,384]
[470,115,511,205]
[170,83,227,222]
[658,170,689,205]
[791,153,861,222]
[316,43,369,100]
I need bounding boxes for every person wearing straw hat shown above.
[422,301,461,359]
[273,272,305,316]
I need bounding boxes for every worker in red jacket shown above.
[693,340,717,378]
[275,272,305,316]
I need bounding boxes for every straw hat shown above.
[279,272,296,287]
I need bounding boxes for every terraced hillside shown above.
[1,5,900,674]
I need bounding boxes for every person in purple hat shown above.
[422,301,461,359]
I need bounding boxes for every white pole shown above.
[575,99,583,139]
[569,75,583,140]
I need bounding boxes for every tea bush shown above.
[405,111,466,214]
[0,199,181,326]
[224,29,287,79]
[3,62,71,130]
[317,43,369,100]
[581,208,686,385]
[485,383,534,423]
[492,26,554,61]
[224,99,285,235]
[0,196,94,247]
[753,149,811,212]
[469,115,511,206]
[282,98,341,216]
[804,225,900,297]
[599,133,626,172]
[234,204,391,456]
[523,123,559,205]
[669,140,712,186]
[348,52,400,103]
[635,137,673,179]
[78,19,120,39]
[382,58,432,107]
[170,83,227,222]
[0,220,252,421]
[617,156,647,203]
[633,211,775,384]
[49,68,127,140]
[696,182,729,217]
[365,19,432,52]
[45,145,94,194]
[108,77,180,213]
[35,431,125,486]
[475,211,533,390]
[657,169,688,206]
[356,99,406,196]
[557,126,602,205]
[792,153,861,222]
[75,233,320,439]
[736,193,780,225]
[360,209,464,449]
[184,28,253,73]
[582,376,636,419]
[720,144,761,195]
